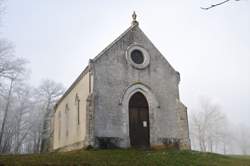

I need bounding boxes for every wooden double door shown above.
[129,92,150,148]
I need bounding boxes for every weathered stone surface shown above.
[92,24,190,149]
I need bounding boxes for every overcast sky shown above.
[1,0,249,126]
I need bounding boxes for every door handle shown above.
[143,121,147,127]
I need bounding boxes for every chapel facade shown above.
[50,13,190,151]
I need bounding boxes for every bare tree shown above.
[0,0,65,154]
[190,97,228,153]
[0,74,28,152]
[0,0,29,153]
[236,125,250,155]
[34,80,64,153]
[0,41,26,81]
[0,77,14,152]
[219,120,232,154]
[11,84,34,153]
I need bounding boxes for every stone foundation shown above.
[53,141,85,152]
[95,137,123,149]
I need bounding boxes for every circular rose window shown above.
[126,44,150,69]
[131,50,144,64]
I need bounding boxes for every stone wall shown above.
[176,99,191,149]
[92,24,190,149]
[52,69,91,151]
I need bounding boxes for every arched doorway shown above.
[129,92,150,148]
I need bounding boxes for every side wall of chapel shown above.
[52,70,92,151]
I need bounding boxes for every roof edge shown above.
[54,65,90,110]
[54,24,138,111]
[136,26,178,74]
[92,24,138,62]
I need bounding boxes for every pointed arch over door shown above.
[129,92,150,148]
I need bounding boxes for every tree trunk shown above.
[0,79,14,152]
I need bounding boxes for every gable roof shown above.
[54,24,138,110]
[92,22,176,72]
[55,20,177,110]
[54,65,89,110]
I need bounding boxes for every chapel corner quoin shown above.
[50,13,191,152]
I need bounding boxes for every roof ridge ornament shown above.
[132,11,139,26]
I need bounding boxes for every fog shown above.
[0,0,249,154]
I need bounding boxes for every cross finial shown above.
[132,11,137,21]
[132,11,138,26]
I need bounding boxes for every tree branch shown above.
[201,0,240,10]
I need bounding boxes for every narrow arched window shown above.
[75,94,80,125]
[65,104,69,137]
[58,111,61,141]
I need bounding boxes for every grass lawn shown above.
[0,149,250,166]
[229,155,250,160]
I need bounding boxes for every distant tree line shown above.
[189,97,250,155]
[0,44,64,153]
[0,1,64,153]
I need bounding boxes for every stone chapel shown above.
[50,13,190,152]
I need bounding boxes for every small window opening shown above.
[58,111,61,141]
[131,49,144,64]
[75,94,80,125]
[65,104,69,137]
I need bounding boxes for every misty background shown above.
[0,0,249,154]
